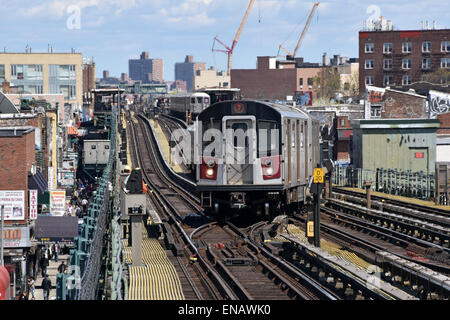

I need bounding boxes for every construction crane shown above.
[212,0,255,76]
[277,2,319,60]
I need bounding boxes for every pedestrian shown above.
[67,203,73,216]
[41,249,49,277]
[74,205,82,218]
[54,243,59,262]
[18,291,28,301]
[82,198,88,214]
[41,275,52,300]
[57,261,66,274]
[51,244,56,260]
[27,277,35,300]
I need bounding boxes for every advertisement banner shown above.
[0,191,25,221]
[50,190,66,216]
[58,171,75,187]
[48,167,54,190]
[29,190,38,220]
[1,227,31,248]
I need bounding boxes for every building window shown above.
[371,106,381,118]
[383,59,392,70]
[442,58,450,68]
[402,75,412,85]
[365,76,374,85]
[441,41,450,52]
[422,58,432,70]
[10,64,43,81]
[422,41,432,53]
[340,118,345,127]
[383,75,393,86]
[402,42,412,53]
[383,43,392,54]
[365,59,374,69]
[402,59,412,69]
[343,82,350,90]
[24,85,43,94]
[365,43,374,53]
[307,78,313,86]
[299,78,303,86]
[56,65,76,80]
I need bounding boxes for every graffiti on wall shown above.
[429,90,450,117]
[295,91,313,106]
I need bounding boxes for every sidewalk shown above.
[33,254,70,300]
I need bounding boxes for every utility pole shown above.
[1,205,4,266]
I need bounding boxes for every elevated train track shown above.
[125,107,449,300]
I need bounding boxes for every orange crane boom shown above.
[212,0,256,76]
[278,2,319,59]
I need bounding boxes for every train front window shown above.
[231,123,249,148]
[202,119,221,158]
[197,97,202,104]
[204,98,209,104]
[258,120,279,157]
[191,97,196,104]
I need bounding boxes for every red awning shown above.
[0,266,10,300]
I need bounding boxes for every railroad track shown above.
[286,214,450,299]
[127,111,342,300]
[125,110,444,300]
[190,221,338,300]
[333,187,450,220]
[128,112,233,300]
[324,196,450,270]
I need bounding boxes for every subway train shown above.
[169,92,210,123]
[195,100,320,216]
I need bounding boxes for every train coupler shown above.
[230,192,246,209]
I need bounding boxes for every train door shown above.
[223,116,256,185]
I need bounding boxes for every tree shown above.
[422,68,450,85]
[313,67,341,100]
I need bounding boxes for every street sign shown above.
[313,168,324,183]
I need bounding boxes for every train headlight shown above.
[266,167,274,176]
[206,168,215,177]
[264,159,272,167]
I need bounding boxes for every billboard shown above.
[58,171,75,187]
[50,190,66,216]
[295,91,313,106]
[0,191,25,221]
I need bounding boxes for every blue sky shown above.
[0,0,449,81]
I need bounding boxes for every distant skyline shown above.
[0,0,449,81]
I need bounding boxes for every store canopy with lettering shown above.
[34,216,78,243]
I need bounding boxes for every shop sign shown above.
[0,191,25,221]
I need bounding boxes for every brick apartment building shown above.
[231,56,321,101]
[0,127,35,224]
[175,55,206,91]
[359,28,450,94]
[129,51,164,84]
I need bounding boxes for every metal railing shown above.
[63,106,118,300]
[333,166,435,201]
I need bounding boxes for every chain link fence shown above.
[66,107,118,300]
[333,166,435,201]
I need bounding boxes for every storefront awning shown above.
[34,216,78,243]
[28,170,48,194]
